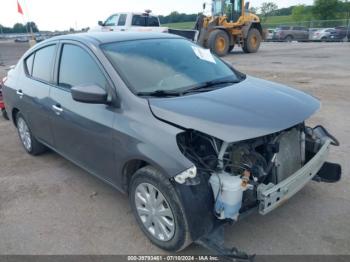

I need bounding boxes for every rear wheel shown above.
[242,28,261,53]
[284,35,293,42]
[129,166,190,252]
[16,112,47,155]
[208,29,230,56]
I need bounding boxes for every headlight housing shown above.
[174,166,197,184]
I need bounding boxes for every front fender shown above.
[172,172,220,241]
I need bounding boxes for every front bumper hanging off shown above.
[196,126,341,260]
[258,139,331,215]
[257,126,341,215]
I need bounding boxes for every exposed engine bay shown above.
[177,123,340,221]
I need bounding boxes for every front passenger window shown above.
[58,44,108,90]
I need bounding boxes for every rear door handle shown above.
[16,89,23,98]
[52,104,63,115]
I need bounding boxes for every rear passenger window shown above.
[25,53,34,76]
[32,45,56,82]
[58,44,108,89]
[118,14,127,26]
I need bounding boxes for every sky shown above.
[0,0,314,31]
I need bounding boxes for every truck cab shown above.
[90,11,168,33]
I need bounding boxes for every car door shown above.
[19,44,57,146]
[115,13,127,31]
[292,27,300,40]
[49,41,116,181]
[300,27,309,40]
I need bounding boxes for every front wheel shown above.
[129,166,190,252]
[208,29,230,56]
[242,28,262,53]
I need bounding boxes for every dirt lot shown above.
[0,41,349,255]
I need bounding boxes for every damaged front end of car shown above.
[175,123,341,260]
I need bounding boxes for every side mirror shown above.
[71,84,108,104]
[98,21,104,26]
[245,1,250,11]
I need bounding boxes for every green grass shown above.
[163,21,195,30]
[264,15,294,25]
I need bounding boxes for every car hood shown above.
[148,76,320,142]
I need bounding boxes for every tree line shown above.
[158,11,198,24]
[159,0,350,24]
[260,0,350,22]
[0,22,39,34]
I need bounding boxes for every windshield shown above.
[102,38,240,94]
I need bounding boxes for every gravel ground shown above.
[0,41,349,255]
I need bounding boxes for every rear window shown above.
[292,26,304,30]
[277,26,290,30]
[32,45,56,82]
[131,15,159,27]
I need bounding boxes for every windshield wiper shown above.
[183,79,240,94]
[136,90,181,97]
[137,79,240,97]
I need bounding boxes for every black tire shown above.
[15,112,47,155]
[129,166,190,252]
[284,35,293,42]
[208,29,230,56]
[1,109,9,120]
[242,28,262,53]
[321,37,327,42]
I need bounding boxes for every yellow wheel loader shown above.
[170,0,263,56]
[198,0,263,56]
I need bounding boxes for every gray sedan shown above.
[2,32,341,256]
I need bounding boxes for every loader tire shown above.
[208,29,230,56]
[242,28,261,53]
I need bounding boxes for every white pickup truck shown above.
[90,11,168,33]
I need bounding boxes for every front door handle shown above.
[52,104,63,115]
[16,89,24,98]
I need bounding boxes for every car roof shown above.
[48,32,181,45]
[110,12,159,16]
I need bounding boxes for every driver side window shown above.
[58,44,108,90]
[104,15,119,26]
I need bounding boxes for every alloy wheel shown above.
[17,117,32,151]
